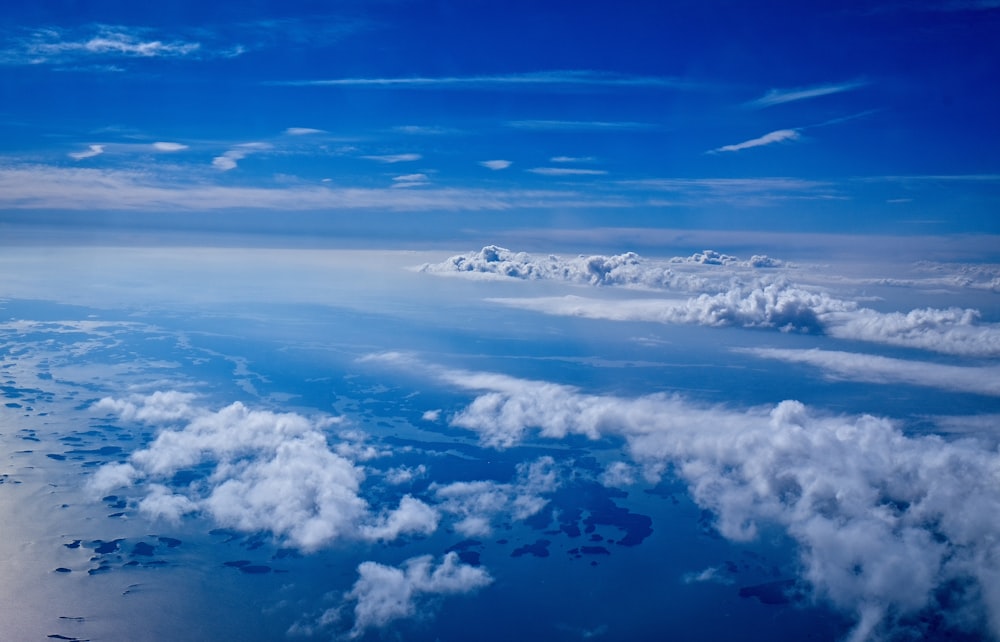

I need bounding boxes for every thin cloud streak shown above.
[747,81,867,108]
[528,167,608,176]
[507,119,656,131]
[709,129,800,153]
[271,70,695,90]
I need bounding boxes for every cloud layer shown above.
[379,357,1000,641]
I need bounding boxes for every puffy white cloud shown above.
[743,347,1000,396]
[69,144,104,160]
[710,128,800,153]
[91,393,437,552]
[343,553,492,637]
[489,279,1000,357]
[479,159,512,170]
[432,456,558,535]
[421,409,441,421]
[421,364,1000,640]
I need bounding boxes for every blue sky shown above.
[2,1,999,244]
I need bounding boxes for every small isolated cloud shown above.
[479,159,512,170]
[421,409,442,421]
[394,125,450,135]
[710,129,800,153]
[342,553,492,637]
[151,141,188,152]
[362,153,422,163]
[551,156,595,163]
[392,173,429,188]
[747,81,867,108]
[284,127,325,136]
[69,144,104,160]
[212,142,271,171]
[528,167,608,176]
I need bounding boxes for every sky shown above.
[1,0,999,246]
[2,3,1000,642]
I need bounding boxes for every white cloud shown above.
[275,70,690,90]
[710,129,801,153]
[68,144,104,160]
[421,409,441,421]
[551,156,595,163]
[362,153,422,163]
[212,142,271,171]
[389,360,1000,640]
[508,119,655,131]
[151,141,188,152]
[391,173,429,188]
[479,159,512,170]
[284,127,325,136]
[342,553,492,637]
[747,81,867,108]
[91,393,438,552]
[742,347,1000,396]
[6,26,203,65]
[528,167,608,176]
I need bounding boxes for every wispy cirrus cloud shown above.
[362,153,422,163]
[2,25,206,65]
[271,70,694,90]
[479,159,512,170]
[746,81,867,108]
[284,127,326,136]
[507,119,656,131]
[708,128,800,153]
[528,167,608,176]
[68,144,105,160]
[151,141,188,152]
[212,142,272,171]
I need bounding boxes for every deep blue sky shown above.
[1,0,999,242]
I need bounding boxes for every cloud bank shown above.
[378,357,1000,641]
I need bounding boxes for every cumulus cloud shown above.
[479,159,512,170]
[362,153,422,163]
[151,141,188,152]
[488,280,1000,357]
[91,392,436,552]
[743,347,1000,396]
[710,128,800,153]
[418,246,783,292]
[343,553,492,637]
[432,456,557,535]
[212,142,271,171]
[394,360,1000,640]
[69,144,104,160]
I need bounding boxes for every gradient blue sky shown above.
[1,0,999,244]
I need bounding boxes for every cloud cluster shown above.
[343,553,492,638]
[411,361,1000,640]
[91,393,437,551]
[489,279,1000,357]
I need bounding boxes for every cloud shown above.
[418,245,777,291]
[362,153,422,163]
[151,141,188,152]
[273,70,692,90]
[0,164,633,212]
[212,142,272,171]
[392,173,429,188]
[382,359,1000,640]
[4,26,203,65]
[709,129,800,153]
[91,393,437,552]
[742,347,1000,396]
[479,159,512,170]
[68,144,104,160]
[342,553,492,637]
[551,156,595,163]
[507,120,655,131]
[747,81,867,108]
[528,167,608,176]
[284,127,325,136]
